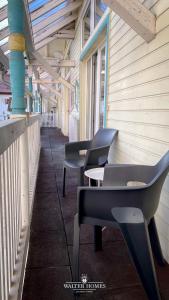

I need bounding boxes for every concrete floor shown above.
[22,127,169,300]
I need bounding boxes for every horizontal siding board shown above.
[107,1,169,261]
[108,109,169,126]
[109,42,169,85]
[107,119,169,143]
[152,0,169,16]
[113,132,169,155]
[109,25,169,75]
[109,59,169,93]
[108,94,169,110]
[108,77,169,100]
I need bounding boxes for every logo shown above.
[81,274,88,284]
[64,273,106,294]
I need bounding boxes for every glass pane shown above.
[29,0,49,13]
[95,0,107,26]
[0,0,7,9]
[99,47,105,127]
[0,18,8,31]
[32,1,68,26]
[0,36,8,46]
[83,4,90,46]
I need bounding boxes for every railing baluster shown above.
[0,116,41,299]
[1,155,8,300]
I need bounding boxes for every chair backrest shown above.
[155,150,169,177]
[91,128,118,149]
[146,150,169,219]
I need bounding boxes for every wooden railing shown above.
[0,115,41,300]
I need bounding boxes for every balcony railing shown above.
[0,115,41,300]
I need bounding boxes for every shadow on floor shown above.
[22,127,169,300]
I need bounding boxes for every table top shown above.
[84,168,104,181]
[84,168,146,186]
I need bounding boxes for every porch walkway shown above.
[22,127,169,300]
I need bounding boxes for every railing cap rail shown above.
[0,115,41,155]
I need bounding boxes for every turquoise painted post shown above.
[103,16,110,128]
[34,91,39,113]
[29,76,33,112]
[8,0,26,114]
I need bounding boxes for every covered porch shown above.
[1,0,169,299]
[22,128,169,300]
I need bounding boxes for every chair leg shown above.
[119,221,161,300]
[78,168,84,186]
[148,217,166,266]
[94,226,102,252]
[73,214,80,282]
[62,167,66,197]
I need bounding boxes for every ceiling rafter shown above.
[31,58,75,67]
[41,82,63,99]
[0,26,9,40]
[33,1,81,35]
[34,13,78,45]
[33,51,74,90]
[35,28,75,50]
[103,0,156,42]
[0,5,7,22]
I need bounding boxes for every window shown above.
[95,0,107,26]
[82,0,107,47]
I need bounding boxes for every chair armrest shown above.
[111,207,144,224]
[84,145,110,168]
[77,185,151,222]
[103,164,155,186]
[65,140,91,159]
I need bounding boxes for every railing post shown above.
[20,129,29,227]
[8,0,26,115]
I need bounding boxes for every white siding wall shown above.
[107,0,169,261]
[69,24,81,141]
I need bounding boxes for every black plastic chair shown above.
[62,128,117,196]
[73,151,169,300]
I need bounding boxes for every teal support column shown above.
[29,76,33,112]
[8,0,26,114]
[34,91,39,113]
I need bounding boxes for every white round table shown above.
[84,167,104,186]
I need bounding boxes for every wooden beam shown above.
[35,37,56,50]
[65,70,71,80]
[33,1,82,34]
[0,27,9,41]
[41,83,62,99]
[1,43,8,53]
[35,30,75,50]
[42,95,57,106]
[23,0,35,58]
[33,51,74,90]
[52,33,75,39]
[34,13,78,44]
[0,5,7,22]
[31,59,75,68]
[32,80,60,84]
[41,90,58,104]
[103,0,156,42]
